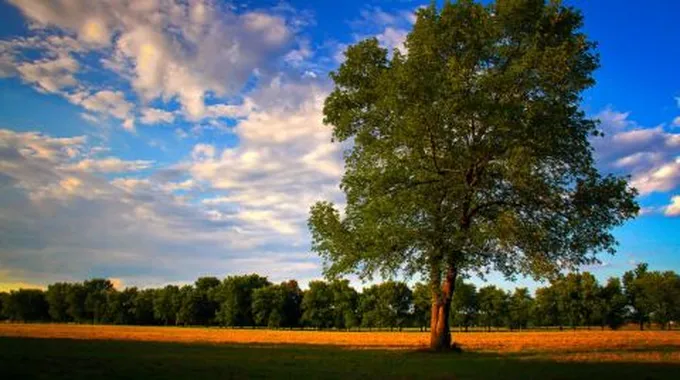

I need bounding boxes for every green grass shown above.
[1,337,678,379]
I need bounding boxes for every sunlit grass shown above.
[1,323,679,363]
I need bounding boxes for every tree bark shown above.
[429,266,457,351]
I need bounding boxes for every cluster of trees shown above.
[1,264,678,330]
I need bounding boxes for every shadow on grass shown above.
[0,336,678,380]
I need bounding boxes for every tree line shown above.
[1,264,678,330]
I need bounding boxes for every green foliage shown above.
[309,0,637,348]
[46,283,72,322]
[301,281,335,329]
[154,285,181,325]
[358,281,412,329]
[310,0,637,286]
[215,274,270,327]
[508,287,533,330]
[412,283,431,330]
[83,279,115,323]
[597,278,627,330]
[252,280,303,328]
[451,279,478,331]
[4,289,49,321]
[330,279,359,329]
[533,285,562,327]
[623,264,653,330]
[477,286,508,331]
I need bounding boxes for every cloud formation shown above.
[3,0,309,128]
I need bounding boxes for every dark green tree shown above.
[65,283,88,322]
[330,279,359,329]
[412,283,431,331]
[477,286,507,331]
[154,285,180,325]
[532,285,562,328]
[46,283,72,322]
[83,279,114,323]
[4,289,49,321]
[597,277,626,330]
[301,281,334,329]
[644,271,680,330]
[194,277,220,325]
[508,287,533,330]
[176,285,199,326]
[623,263,653,330]
[308,0,638,350]
[450,279,478,332]
[131,288,156,325]
[215,274,269,326]
[0,292,9,320]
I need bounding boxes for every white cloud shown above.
[673,116,680,127]
[69,157,153,173]
[140,108,175,125]
[631,158,680,195]
[189,77,344,238]
[70,90,134,120]
[664,195,680,216]
[348,6,417,54]
[16,54,78,93]
[4,0,305,122]
[0,127,323,287]
[593,108,680,195]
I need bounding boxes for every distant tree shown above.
[477,286,507,331]
[559,273,585,328]
[358,285,381,329]
[154,285,180,325]
[450,279,478,332]
[533,285,562,328]
[597,277,627,330]
[412,283,431,331]
[252,285,278,327]
[358,282,412,330]
[215,274,270,326]
[46,283,72,322]
[131,288,156,325]
[508,288,533,330]
[83,279,114,323]
[176,285,199,326]
[301,281,334,329]
[580,272,601,328]
[280,280,303,328]
[308,0,638,350]
[194,277,220,325]
[0,292,8,320]
[643,271,680,330]
[5,289,49,322]
[379,281,413,330]
[330,279,359,329]
[623,264,653,330]
[65,283,88,322]
[252,281,303,328]
[0,292,9,320]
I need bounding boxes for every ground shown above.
[0,324,679,379]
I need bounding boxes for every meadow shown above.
[1,324,679,379]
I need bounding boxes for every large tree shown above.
[309,0,638,350]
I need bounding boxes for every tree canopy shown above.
[308,0,638,350]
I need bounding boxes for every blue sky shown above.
[0,0,678,291]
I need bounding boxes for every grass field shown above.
[1,324,679,379]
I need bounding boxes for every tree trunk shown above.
[429,267,457,351]
[639,320,644,331]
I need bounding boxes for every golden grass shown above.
[1,324,678,363]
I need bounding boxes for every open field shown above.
[1,324,679,379]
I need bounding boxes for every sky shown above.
[0,0,678,292]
